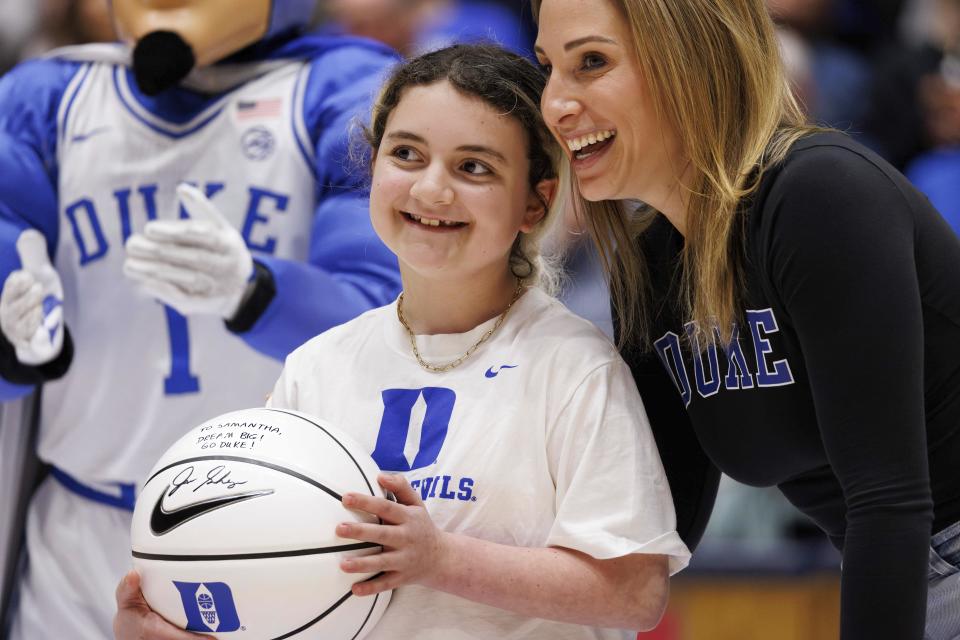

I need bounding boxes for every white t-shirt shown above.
[270,288,689,640]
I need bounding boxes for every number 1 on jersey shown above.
[163,305,200,394]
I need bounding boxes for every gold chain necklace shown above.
[396,279,525,373]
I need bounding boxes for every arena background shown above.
[1,0,958,638]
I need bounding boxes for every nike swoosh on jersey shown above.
[484,364,518,378]
[70,126,111,143]
[150,488,274,535]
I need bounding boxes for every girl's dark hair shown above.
[364,44,562,285]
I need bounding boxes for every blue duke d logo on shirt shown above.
[173,581,241,632]
[372,388,455,471]
[372,388,476,502]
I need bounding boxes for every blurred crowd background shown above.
[1,0,958,637]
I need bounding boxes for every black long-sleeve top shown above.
[621,132,960,639]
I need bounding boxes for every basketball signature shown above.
[168,465,249,496]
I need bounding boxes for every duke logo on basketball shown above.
[173,581,241,632]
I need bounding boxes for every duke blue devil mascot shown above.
[0,1,400,637]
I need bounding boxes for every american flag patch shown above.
[236,98,282,120]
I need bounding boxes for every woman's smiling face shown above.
[535,0,685,204]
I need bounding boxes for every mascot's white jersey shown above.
[271,288,690,640]
[48,58,314,485]
[2,36,399,640]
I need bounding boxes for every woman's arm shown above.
[340,473,670,632]
[764,142,936,639]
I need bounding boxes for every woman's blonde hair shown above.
[533,0,820,347]
[362,44,565,293]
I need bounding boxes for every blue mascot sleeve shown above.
[0,59,82,396]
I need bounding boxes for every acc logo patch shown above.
[241,126,275,161]
[173,581,241,632]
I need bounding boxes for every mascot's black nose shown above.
[132,31,196,96]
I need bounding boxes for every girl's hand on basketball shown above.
[338,473,449,596]
[113,571,206,639]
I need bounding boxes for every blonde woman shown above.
[534,1,960,638]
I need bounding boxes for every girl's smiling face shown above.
[370,80,552,285]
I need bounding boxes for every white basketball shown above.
[130,407,391,639]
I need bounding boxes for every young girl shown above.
[114,43,688,639]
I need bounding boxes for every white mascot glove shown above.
[123,184,254,319]
[0,230,65,365]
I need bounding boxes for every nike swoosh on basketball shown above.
[484,364,518,378]
[150,488,274,535]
